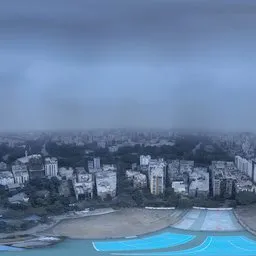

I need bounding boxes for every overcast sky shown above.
[1,0,256,132]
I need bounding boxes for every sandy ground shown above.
[42,208,185,239]
[235,204,256,234]
[0,208,115,242]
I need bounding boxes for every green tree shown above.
[132,190,144,207]
[177,198,193,209]
[46,201,65,214]
[236,191,256,205]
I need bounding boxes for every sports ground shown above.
[92,209,256,256]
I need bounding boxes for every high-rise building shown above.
[235,156,256,182]
[149,166,165,195]
[94,157,101,169]
[211,163,235,198]
[88,160,94,170]
[45,157,58,177]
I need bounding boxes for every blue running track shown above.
[93,232,195,252]
[112,236,256,256]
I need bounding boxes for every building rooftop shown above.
[189,169,209,192]
[126,170,146,181]
[180,160,194,166]
[77,173,93,183]
[102,164,117,172]
[12,170,29,177]
[0,171,14,179]
[172,181,187,194]
[17,154,42,164]
[96,171,117,193]
[7,183,21,190]
[8,192,29,204]
[45,157,58,164]
[150,165,165,176]
[75,167,86,174]
[12,163,27,171]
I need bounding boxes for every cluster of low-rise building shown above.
[168,160,210,198]
[72,160,118,201]
[1,149,256,204]
[168,158,256,199]
[210,159,256,198]
[0,152,118,201]
[189,167,209,198]
[126,170,147,189]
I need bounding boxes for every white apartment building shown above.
[126,170,147,188]
[172,181,187,194]
[13,171,29,184]
[12,164,29,184]
[94,157,101,169]
[58,167,74,180]
[45,157,58,177]
[189,168,209,198]
[235,156,256,182]
[0,171,15,186]
[96,171,117,200]
[168,160,180,181]
[73,173,94,200]
[12,163,28,184]
[88,160,94,171]
[149,166,165,195]
[140,155,151,166]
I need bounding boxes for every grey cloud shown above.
[0,0,256,131]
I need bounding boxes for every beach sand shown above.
[42,208,185,239]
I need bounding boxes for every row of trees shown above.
[0,220,38,233]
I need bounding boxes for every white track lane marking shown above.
[111,237,212,256]
[228,240,256,252]
[92,242,99,251]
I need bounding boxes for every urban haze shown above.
[1,0,256,131]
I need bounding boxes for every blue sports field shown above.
[93,232,256,256]
[109,235,256,256]
[92,210,256,256]
[93,232,195,251]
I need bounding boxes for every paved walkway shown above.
[172,209,243,231]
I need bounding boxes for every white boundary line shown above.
[94,233,195,252]
[228,240,256,252]
[92,242,100,251]
[241,236,256,245]
[111,237,210,256]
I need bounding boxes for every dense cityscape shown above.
[1,0,256,253]
[0,130,256,216]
